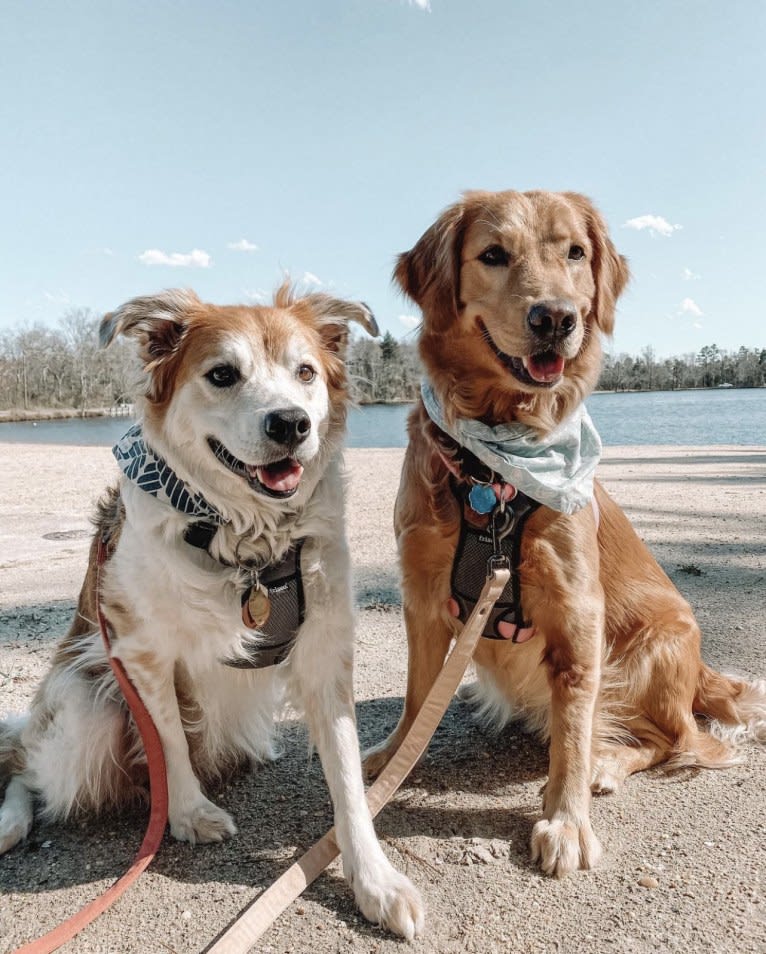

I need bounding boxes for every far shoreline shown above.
[0,406,133,424]
[1,384,763,424]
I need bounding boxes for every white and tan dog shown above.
[0,286,423,939]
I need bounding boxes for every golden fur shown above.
[366,190,766,877]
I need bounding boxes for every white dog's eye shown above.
[568,245,586,261]
[477,244,510,267]
[297,364,316,384]
[206,364,241,388]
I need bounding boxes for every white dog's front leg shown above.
[114,637,236,845]
[292,604,424,939]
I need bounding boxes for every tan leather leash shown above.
[204,563,510,954]
[13,537,170,954]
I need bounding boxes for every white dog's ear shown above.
[305,294,380,356]
[100,289,200,363]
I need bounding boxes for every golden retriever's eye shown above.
[205,364,240,388]
[478,245,510,267]
[568,245,586,261]
[297,363,316,384]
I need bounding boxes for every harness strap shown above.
[204,565,510,953]
[13,538,169,954]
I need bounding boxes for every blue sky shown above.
[1,0,764,359]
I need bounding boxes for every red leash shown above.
[14,537,169,954]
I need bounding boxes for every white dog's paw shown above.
[169,796,237,845]
[0,811,32,855]
[530,817,602,878]
[350,860,425,940]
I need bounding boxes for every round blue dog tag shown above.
[468,483,497,515]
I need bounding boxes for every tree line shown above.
[599,344,766,391]
[0,310,763,414]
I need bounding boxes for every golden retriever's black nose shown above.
[527,301,577,340]
[265,408,312,446]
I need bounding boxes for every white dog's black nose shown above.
[265,408,312,446]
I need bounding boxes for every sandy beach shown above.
[1,442,764,954]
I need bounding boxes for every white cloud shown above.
[102,247,114,257]
[227,239,259,252]
[407,0,432,10]
[301,271,324,287]
[623,215,682,237]
[681,267,700,280]
[680,297,703,317]
[244,288,269,303]
[399,314,420,329]
[138,248,212,268]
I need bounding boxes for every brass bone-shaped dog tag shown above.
[242,584,271,629]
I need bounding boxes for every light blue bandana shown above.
[421,381,601,514]
[113,423,223,523]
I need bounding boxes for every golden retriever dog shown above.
[0,287,423,938]
[365,190,766,877]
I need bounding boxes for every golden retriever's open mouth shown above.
[478,318,565,388]
[208,438,304,498]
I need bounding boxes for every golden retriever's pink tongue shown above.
[526,353,565,383]
[256,459,303,493]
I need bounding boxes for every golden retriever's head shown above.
[100,286,376,516]
[396,190,629,432]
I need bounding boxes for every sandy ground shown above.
[0,442,764,954]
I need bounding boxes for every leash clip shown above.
[486,552,511,580]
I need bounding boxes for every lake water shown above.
[1,389,764,448]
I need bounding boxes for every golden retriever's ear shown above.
[394,201,465,328]
[305,293,379,356]
[99,289,199,363]
[565,193,629,337]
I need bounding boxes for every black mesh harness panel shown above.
[450,481,540,640]
[183,522,305,669]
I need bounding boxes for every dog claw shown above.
[169,798,237,845]
[351,863,425,939]
[530,817,602,877]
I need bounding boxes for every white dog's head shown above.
[101,285,377,520]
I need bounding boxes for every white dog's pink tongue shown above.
[526,352,565,383]
[256,459,304,493]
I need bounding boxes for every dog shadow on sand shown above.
[0,688,547,897]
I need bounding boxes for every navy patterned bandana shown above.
[113,423,223,523]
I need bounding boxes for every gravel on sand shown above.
[1,443,764,954]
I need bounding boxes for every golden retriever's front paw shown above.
[351,863,425,940]
[169,797,237,845]
[530,817,601,877]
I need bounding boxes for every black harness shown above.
[184,522,305,669]
[450,481,539,640]
[432,425,540,642]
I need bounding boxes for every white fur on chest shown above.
[106,454,350,694]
